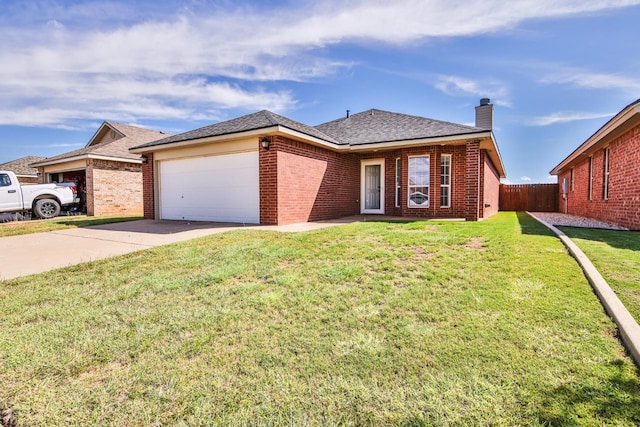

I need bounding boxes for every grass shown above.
[0,215,143,237]
[559,226,640,324]
[1,212,639,425]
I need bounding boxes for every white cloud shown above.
[540,71,640,91]
[520,176,532,181]
[1,0,639,128]
[530,111,614,126]
[433,75,511,107]
[547,175,557,181]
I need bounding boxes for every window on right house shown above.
[603,147,610,200]
[588,156,593,201]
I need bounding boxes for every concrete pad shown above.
[0,219,355,281]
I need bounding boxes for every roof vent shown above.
[346,109,350,118]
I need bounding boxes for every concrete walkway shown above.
[0,218,358,281]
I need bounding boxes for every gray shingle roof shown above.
[132,108,488,151]
[315,109,484,146]
[32,122,170,165]
[0,156,45,176]
[133,110,340,150]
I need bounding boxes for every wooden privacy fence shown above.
[499,184,559,212]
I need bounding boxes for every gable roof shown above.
[0,156,45,177]
[31,122,170,167]
[131,110,339,150]
[551,98,640,175]
[315,109,484,146]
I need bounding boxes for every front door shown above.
[361,159,384,214]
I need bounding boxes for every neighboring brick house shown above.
[31,122,169,216]
[550,98,640,230]
[0,156,45,184]
[130,99,505,225]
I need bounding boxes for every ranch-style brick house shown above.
[551,98,640,230]
[130,99,506,225]
[31,122,169,216]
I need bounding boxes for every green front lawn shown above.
[1,212,639,425]
[559,226,640,324]
[0,215,142,237]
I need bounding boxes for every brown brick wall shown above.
[465,140,480,221]
[259,141,278,224]
[558,124,640,230]
[261,137,478,224]
[261,136,360,225]
[86,163,95,215]
[88,159,143,216]
[482,152,500,219]
[381,145,468,219]
[15,176,39,184]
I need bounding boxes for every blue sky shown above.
[1,0,639,183]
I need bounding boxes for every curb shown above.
[528,212,640,367]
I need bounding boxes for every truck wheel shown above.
[34,199,61,219]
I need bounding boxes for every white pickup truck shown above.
[0,171,78,219]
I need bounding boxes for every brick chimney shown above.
[475,98,493,130]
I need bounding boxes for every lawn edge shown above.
[528,211,640,368]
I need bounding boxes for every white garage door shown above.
[159,151,259,223]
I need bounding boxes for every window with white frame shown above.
[408,155,429,208]
[395,158,401,207]
[440,154,451,208]
[603,147,610,200]
[588,156,593,201]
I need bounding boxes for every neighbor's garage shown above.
[158,150,259,223]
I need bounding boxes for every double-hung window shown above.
[603,147,610,200]
[588,156,594,201]
[408,155,430,208]
[395,158,401,207]
[440,154,451,208]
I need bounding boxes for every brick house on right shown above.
[550,98,640,230]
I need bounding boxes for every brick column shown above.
[259,137,278,224]
[86,159,95,216]
[141,153,155,219]
[479,151,486,219]
[465,140,480,221]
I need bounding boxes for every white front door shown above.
[361,159,384,214]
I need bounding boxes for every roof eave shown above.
[550,101,640,175]
[128,127,506,178]
[130,125,340,153]
[481,132,507,179]
[347,131,491,150]
[31,153,142,167]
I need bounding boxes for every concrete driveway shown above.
[0,218,356,281]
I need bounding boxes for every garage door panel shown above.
[159,152,259,223]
